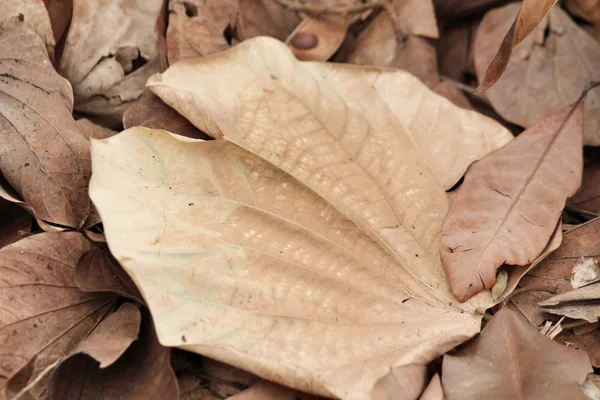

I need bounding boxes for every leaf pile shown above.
[1,0,600,399]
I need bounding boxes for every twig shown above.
[274,0,408,41]
[502,285,558,307]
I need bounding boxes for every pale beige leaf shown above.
[0,27,91,228]
[441,104,583,301]
[91,128,484,400]
[58,0,164,124]
[474,3,600,145]
[0,0,55,61]
[442,308,592,400]
[147,36,512,191]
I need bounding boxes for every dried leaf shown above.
[228,380,322,400]
[286,15,352,61]
[442,308,592,400]
[237,0,300,41]
[582,373,600,400]
[166,0,239,65]
[570,0,600,27]
[372,364,427,400]
[474,3,600,145]
[0,0,55,61]
[336,0,440,87]
[45,309,178,400]
[436,20,477,84]
[0,232,115,398]
[558,330,600,368]
[569,159,600,215]
[0,198,31,249]
[474,0,559,93]
[539,283,600,322]
[441,103,583,301]
[75,118,117,140]
[43,0,73,44]
[75,246,144,303]
[0,27,91,228]
[57,0,164,125]
[122,89,210,140]
[433,82,473,110]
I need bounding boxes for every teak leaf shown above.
[442,308,592,400]
[94,37,512,399]
[474,0,559,93]
[441,103,583,301]
[0,27,91,228]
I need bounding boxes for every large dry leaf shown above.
[45,309,177,400]
[442,308,592,400]
[474,3,600,146]
[0,232,115,398]
[441,103,583,302]
[474,0,559,93]
[57,0,164,125]
[0,198,31,249]
[147,36,512,191]
[0,0,55,61]
[0,27,91,228]
[96,37,513,399]
[166,0,239,65]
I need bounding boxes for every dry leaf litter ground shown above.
[1,0,600,399]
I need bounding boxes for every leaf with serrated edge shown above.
[441,103,583,301]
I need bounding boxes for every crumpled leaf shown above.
[75,246,144,303]
[166,0,239,65]
[286,15,352,62]
[122,89,210,140]
[45,309,177,400]
[0,0,55,61]
[0,27,91,228]
[0,198,31,249]
[474,3,600,146]
[57,0,164,126]
[335,0,440,87]
[442,308,592,400]
[0,232,115,398]
[474,0,559,93]
[441,103,583,302]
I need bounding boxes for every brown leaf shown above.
[582,373,600,399]
[569,0,600,27]
[474,3,600,146]
[569,159,600,216]
[286,15,352,61]
[474,0,559,93]
[42,0,73,44]
[0,27,91,228]
[228,380,323,400]
[75,118,117,140]
[436,20,477,83]
[510,218,600,325]
[0,0,55,61]
[539,283,600,322]
[442,308,592,400]
[122,89,210,140]
[557,330,600,368]
[236,0,300,41]
[0,232,115,398]
[372,364,427,400]
[45,309,178,400]
[75,246,144,303]
[0,198,31,249]
[166,0,239,65]
[336,0,440,87]
[57,0,164,126]
[433,82,473,110]
[63,302,141,368]
[441,103,583,302]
